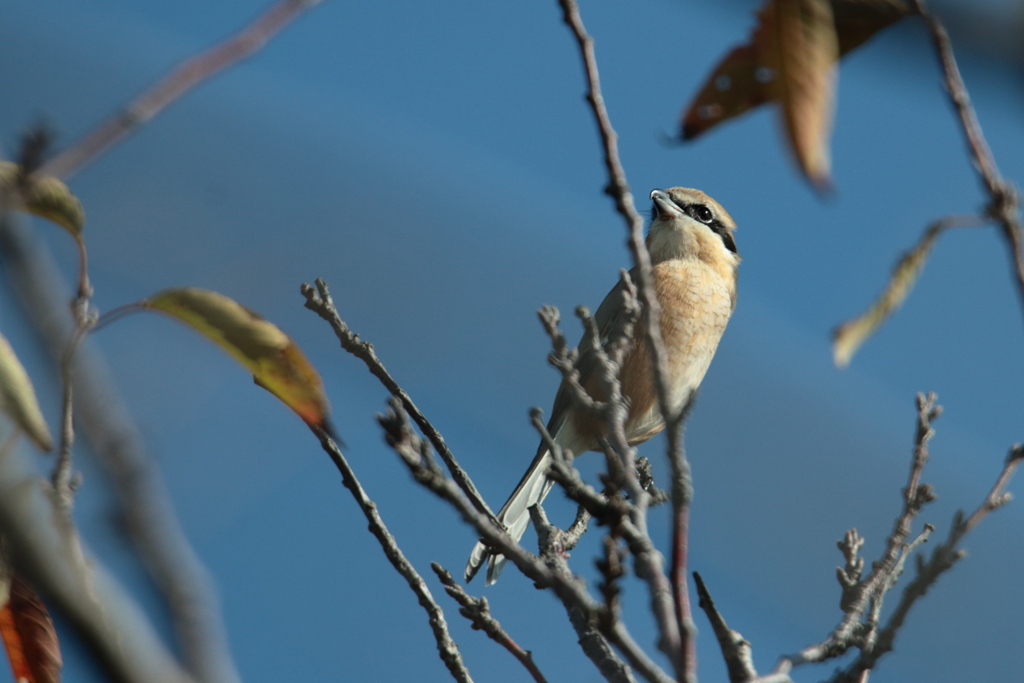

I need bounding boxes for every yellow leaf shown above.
[144,288,331,430]
[770,0,839,188]
[832,218,956,368]
[0,161,85,238]
[0,331,53,451]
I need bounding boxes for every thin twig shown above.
[825,444,1024,683]
[911,0,1024,322]
[432,563,549,683]
[530,504,639,683]
[538,300,683,673]
[379,400,673,683]
[781,393,941,668]
[309,426,473,683]
[556,3,695,677]
[531,406,682,675]
[51,299,95,514]
[301,279,499,526]
[0,214,240,683]
[41,0,328,180]
[692,572,757,683]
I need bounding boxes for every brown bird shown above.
[465,187,739,585]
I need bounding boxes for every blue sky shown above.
[1,1,1023,682]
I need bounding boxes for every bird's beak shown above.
[650,189,681,218]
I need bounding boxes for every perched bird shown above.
[465,187,739,585]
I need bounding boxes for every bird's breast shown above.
[620,259,735,443]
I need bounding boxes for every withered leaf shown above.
[681,0,909,142]
[0,161,84,238]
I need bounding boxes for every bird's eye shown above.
[693,205,713,223]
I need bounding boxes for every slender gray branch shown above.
[0,214,240,683]
[825,443,1024,683]
[911,0,1024,323]
[692,572,756,683]
[780,393,942,669]
[378,400,673,683]
[432,563,548,683]
[766,394,1020,683]
[309,426,473,683]
[301,278,499,526]
[555,3,695,676]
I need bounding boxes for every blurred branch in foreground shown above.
[40,0,330,181]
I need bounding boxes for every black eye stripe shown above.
[666,198,738,254]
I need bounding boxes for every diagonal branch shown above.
[780,393,942,669]
[41,0,329,180]
[910,0,1024,323]
[555,3,696,679]
[309,427,473,683]
[692,572,756,683]
[377,400,674,683]
[432,563,548,683]
[301,278,498,525]
[825,443,1024,683]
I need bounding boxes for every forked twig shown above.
[309,426,473,683]
[432,563,548,683]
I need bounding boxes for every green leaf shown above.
[0,161,85,238]
[0,331,53,451]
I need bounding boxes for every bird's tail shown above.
[465,449,556,585]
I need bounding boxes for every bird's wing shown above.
[546,267,639,431]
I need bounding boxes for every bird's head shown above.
[647,187,739,270]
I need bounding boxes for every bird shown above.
[465,187,739,584]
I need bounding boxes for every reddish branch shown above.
[555,1,695,679]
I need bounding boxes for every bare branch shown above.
[379,400,673,683]
[534,308,683,677]
[529,504,638,683]
[556,3,696,676]
[0,442,197,683]
[0,214,239,683]
[50,298,95,514]
[432,563,548,683]
[693,572,757,683]
[301,278,499,526]
[781,393,942,668]
[767,394,1019,683]
[309,426,473,683]
[41,0,329,180]
[825,443,1024,683]
[910,0,1024,323]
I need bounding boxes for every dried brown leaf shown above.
[1,576,62,683]
[681,0,909,142]
[771,0,839,188]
